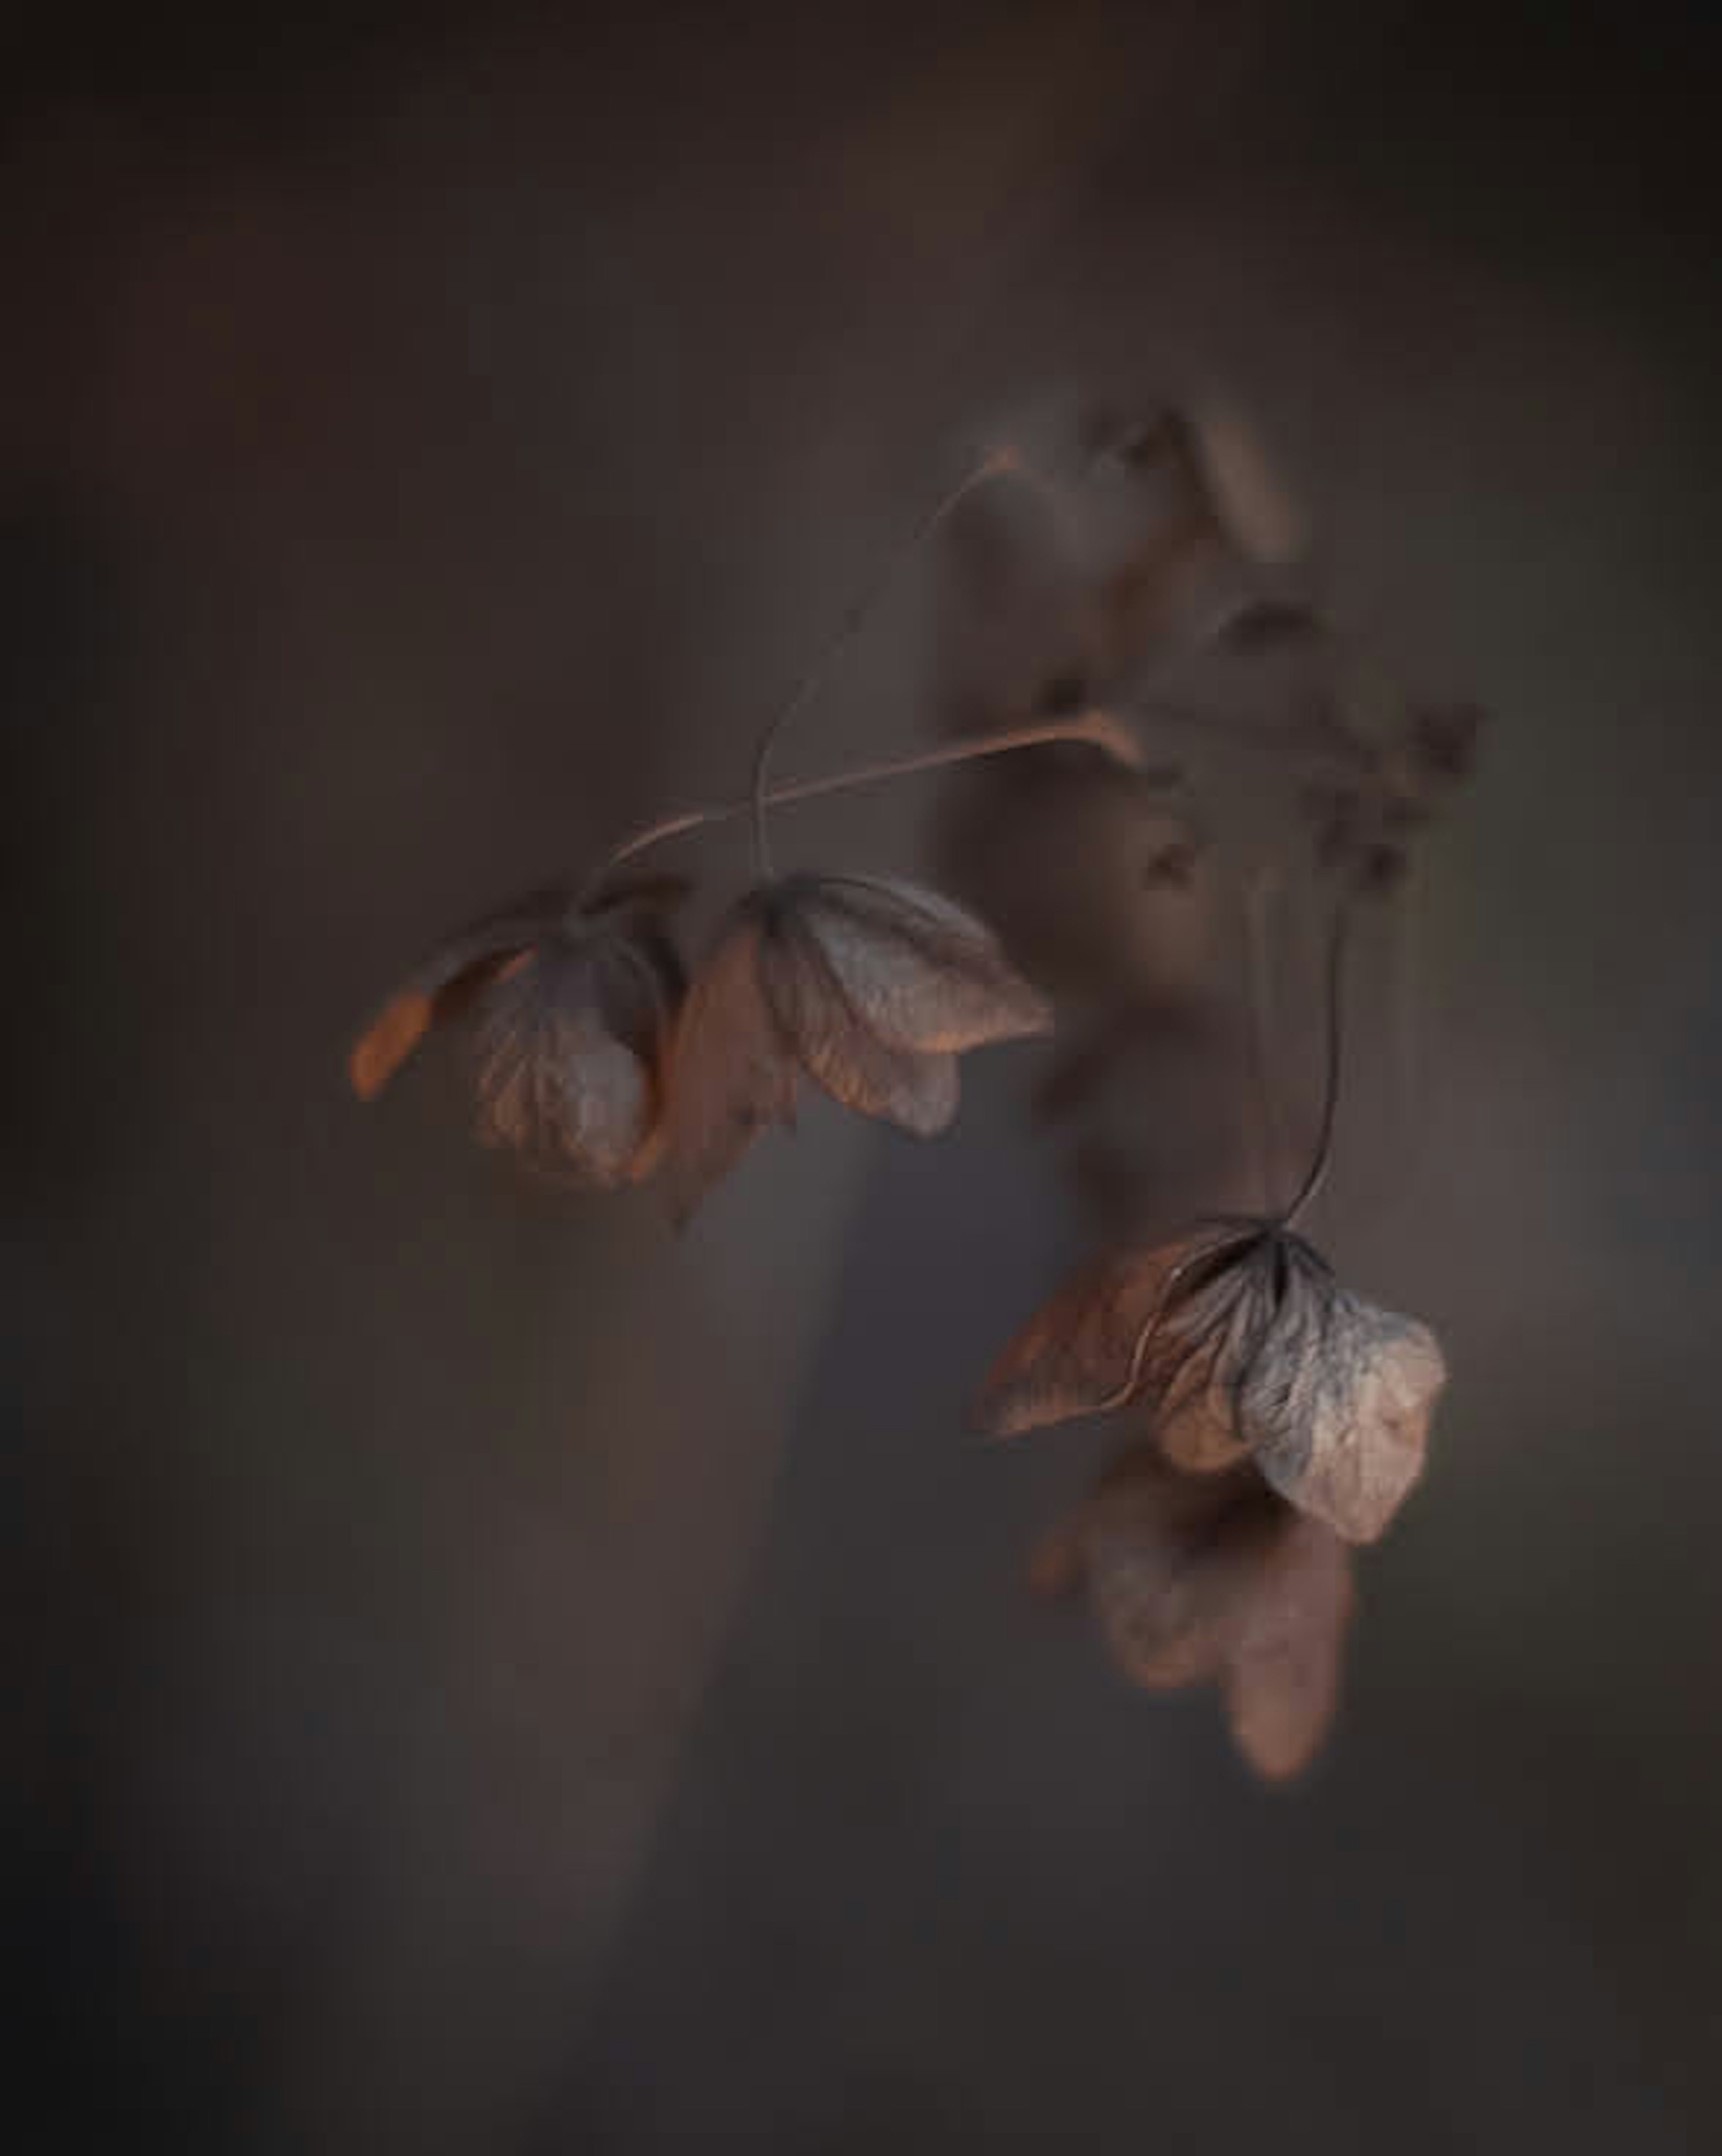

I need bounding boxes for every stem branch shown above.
[748,448,1027,873]
[585,707,1146,903]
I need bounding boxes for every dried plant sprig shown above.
[663,873,1050,1222]
[582,702,1148,903]
[977,896,1447,1544]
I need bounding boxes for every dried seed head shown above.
[1034,1446,1354,1780]
[663,873,1051,1221]
[350,875,686,1189]
[978,1223,1446,1545]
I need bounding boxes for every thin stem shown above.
[1240,869,1284,1215]
[748,447,1026,874]
[582,706,1148,905]
[1277,893,1354,1234]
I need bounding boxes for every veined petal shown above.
[975,1226,1260,1439]
[793,875,1051,1052]
[661,906,798,1223]
[1242,1277,1445,1545]
[760,911,959,1137]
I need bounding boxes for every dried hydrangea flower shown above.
[349,875,685,1189]
[1032,1445,1354,1781]
[663,873,1050,1220]
[978,1220,1445,1545]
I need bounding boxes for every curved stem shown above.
[582,706,1147,905]
[1277,893,1354,1233]
[748,447,1026,874]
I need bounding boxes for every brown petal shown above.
[1087,1516,1251,1690]
[474,970,655,1188]
[794,875,1052,1052]
[1037,1445,1356,1779]
[1047,1450,1292,1690]
[759,911,958,1137]
[1239,1260,1446,1544]
[1153,1359,1251,1472]
[975,1226,1257,1440]
[660,906,798,1223]
[1222,1514,1354,1780]
[348,882,581,1100]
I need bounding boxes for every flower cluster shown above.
[352,864,1052,1216]
[350,417,1475,1782]
[978,1220,1446,1546]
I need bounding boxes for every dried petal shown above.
[1081,1461,1274,1689]
[1222,1513,1353,1780]
[348,883,576,1099]
[976,1225,1257,1441]
[471,933,678,1188]
[349,875,688,1103]
[1240,1269,1445,1544]
[663,873,1048,1219]
[791,875,1052,1052]
[661,905,797,1223]
[760,906,960,1136]
[1034,1446,1354,1780]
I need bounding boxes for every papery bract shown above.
[350,876,685,1189]
[1033,1445,1354,1780]
[663,873,1050,1220]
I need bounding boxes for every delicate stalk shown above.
[1277,894,1354,1233]
[583,705,1148,904]
[748,447,1027,874]
[1241,869,1284,1215]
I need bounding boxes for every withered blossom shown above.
[1032,1446,1354,1781]
[348,876,686,1188]
[978,1221,1446,1544]
[663,873,1050,1220]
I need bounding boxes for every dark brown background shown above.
[5,4,1720,2149]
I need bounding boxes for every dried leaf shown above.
[979,1224,1445,1545]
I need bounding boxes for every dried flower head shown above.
[978,1221,1445,1544]
[1033,1445,1354,1780]
[349,875,686,1188]
[663,872,1050,1220]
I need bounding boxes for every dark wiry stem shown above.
[1241,870,1284,1215]
[1277,894,1354,1233]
